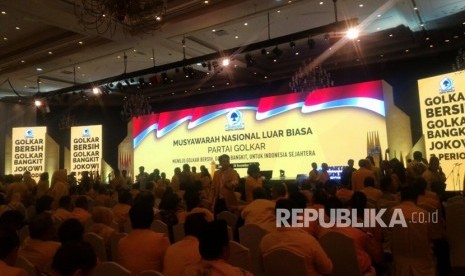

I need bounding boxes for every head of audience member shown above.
[200,165,210,176]
[160,172,167,180]
[428,156,441,171]
[364,177,376,188]
[113,168,121,178]
[40,172,49,182]
[412,177,427,196]
[191,166,197,174]
[247,163,261,178]
[182,164,191,173]
[129,203,154,229]
[218,154,231,171]
[92,207,114,226]
[58,219,84,244]
[74,196,89,211]
[311,162,318,170]
[321,163,329,172]
[430,181,446,197]
[0,227,21,266]
[312,188,328,206]
[400,185,419,203]
[271,182,287,200]
[349,191,367,216]
[324,197,343,218]
[159,192,181,211]
[58,196,73,211]
[52,241,97,276]
[29,213,56,241]
[184,213,208,239]
[380,176,396,193]
[51,169,68,186]
[118,190,132,205]
[36,195,54,215]
[252,187,269,200]
[139,166,145,174]
[122,170,128,178]
[134,190,155,207]
[325,180,338,196]
[198,220,230,261]
[413,151,423,161]
[348,159,354,168]
[289,191,307,209]
[358,159,368,169]
[275,198,295,225]
[23,171,33,181]
[184,190,201,212]
[174,167,182,176]
[0,210,25,231]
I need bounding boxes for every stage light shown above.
[222,58,230,66]
[289,41,296,48]
[346,27,359,39]
[34,99,42,107]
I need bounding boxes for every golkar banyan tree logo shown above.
[82,128,91,137]
[225,109,245,131]
[24,129,34,139]
[439,77,455,93]
[276,208,438,228]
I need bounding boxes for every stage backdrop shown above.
[70,125,102,177]
[11,126,46,180]
[418,70,465,191]
[132,80,412,179]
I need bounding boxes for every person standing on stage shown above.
[136,166,149,191]
[211,154,239,214]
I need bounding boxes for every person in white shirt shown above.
[241,187,276,233]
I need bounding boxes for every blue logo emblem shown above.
[225,109,244,131]
[82,128,91,137]
[439,77,454,93]
[25,129,34,138]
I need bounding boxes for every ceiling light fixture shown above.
[346,27,359,39]
[222,58,230,66]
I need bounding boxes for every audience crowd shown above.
[0,151,463,276]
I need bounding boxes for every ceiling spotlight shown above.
[201,62,207,68]
[261,48,267,55]
[155,15,162,21]
[36,67,43,71]
[34,99,42,107]
[346,27,359,39]
[289,41,296,48]
[222,58,230,66]
[92,87,101,94]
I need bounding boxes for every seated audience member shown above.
[336,177,354,205]
[58,218,84,244]
[0,210,25,232]
[0,228,27,276]
[241,187,276,233]
[177,190,214,224]
[52,242,97,276]
[112,189,132,230]
[270,182,287,201]
[164,213,208,276]
[422,156,446,191]
[36,172,50,199]
[390,185,435,276]
[260,199,333,275]
[71,196,91,225]
[118,203,170,274]
[53,196,73,221]
[35,195,54,216]
[49,170,69,209]
[19,213,61,274]
[415,178,440,210]
[90,207,116,248]
[361,177,382,203]
[324,197,381,275]
[183,220,253,276]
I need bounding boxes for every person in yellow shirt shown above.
[51,241,97,276]
[112,190,132,231]
[118,203,170,274]
[164,213,208,276]
[19,213,61,275]
[244,163,263,203]
[211,154,239,214]
[0,228,27,276]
